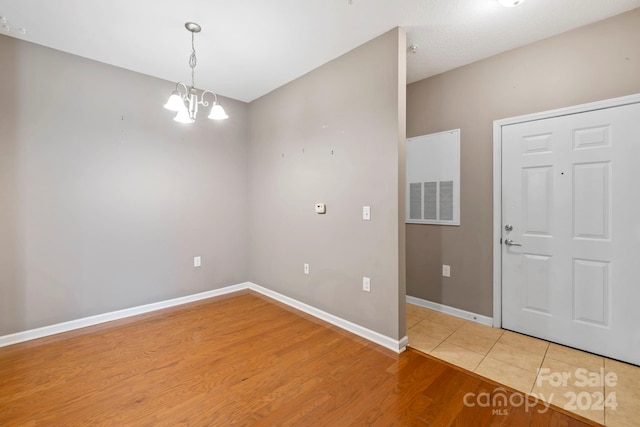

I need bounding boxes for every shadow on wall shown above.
[0,35,26,333]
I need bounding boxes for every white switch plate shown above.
[304,263,310,275]
[194,256,201,267]
[442,264,450,277]
[315,203,326,214]
[362,276,371,292]
[362,206,371,221]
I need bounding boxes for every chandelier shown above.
[164,22,228,123]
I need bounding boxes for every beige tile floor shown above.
[407,303,640,427]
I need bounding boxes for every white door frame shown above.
[492,92,640,328]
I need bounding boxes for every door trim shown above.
[492,92,640,328]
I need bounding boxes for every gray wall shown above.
[248,28,407,340]
[406,9,640,317]
[0,35,249,335]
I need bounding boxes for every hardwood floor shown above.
[0,291,600,426]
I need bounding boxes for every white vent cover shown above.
[406,130,460,225]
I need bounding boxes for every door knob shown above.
[504,239,522,247]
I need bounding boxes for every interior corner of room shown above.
[1,5,640,368]
[0,25,407,350]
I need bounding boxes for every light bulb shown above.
[498,0,526,7]
[208,103,229,120]
[164,92,187,112]
[174,109,194,124]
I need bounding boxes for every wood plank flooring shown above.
[0,291,601,426]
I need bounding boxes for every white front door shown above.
[501,101,640,366]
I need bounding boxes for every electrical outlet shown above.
[442,264,450,277]
[362,206,371,221]
[304,263,310,275]
[362,276,371,292]
[194,256,201,267]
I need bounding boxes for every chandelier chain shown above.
[189,31,197,88]
[164,22,228,122]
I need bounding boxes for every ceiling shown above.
[1,0,638,103]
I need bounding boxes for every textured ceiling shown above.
[1,0,638,102]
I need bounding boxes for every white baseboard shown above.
[0,283,249,348]
[406,295,493,327]
[248,283,407,353]
[0,281,407,353]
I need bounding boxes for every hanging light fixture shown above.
[164,22,228,123]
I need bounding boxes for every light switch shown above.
[315,203,326,214]
[194,256,201,267]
